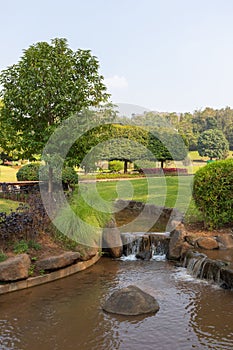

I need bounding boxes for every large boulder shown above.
[180,241,193,260]
[196,237,219,250]
[36,251,81,271]
[0,254,31,281]
[102,285,160,316]
[136,250,152,260]
[102,219,123,258]
[78,247,99,261]
[220,267,233,289]
[216,234,233,249]
[167,223,187,260]
[136,235,152,260]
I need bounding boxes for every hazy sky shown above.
[1,0,233,113]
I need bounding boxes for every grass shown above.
[54,186,112,246]
[0,166,21,213]
[94,176,193,209]
[0,166,18,182]
[189,150,233,161]
[189,151,207,161]
[0,198,19,213]
[79,176,203,223]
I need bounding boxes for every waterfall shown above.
[120,232,170,261]
[121,233,144,256]
[183,250,231,288]
[185,253,208,279]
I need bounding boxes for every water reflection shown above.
[0,258,232,350]
[173,268,233,349]
[189,289,233,349]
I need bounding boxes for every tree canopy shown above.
[76,123,188,172]
[197,129,229,160]
[0,38,109,160]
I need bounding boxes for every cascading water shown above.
[185,252,208,278]
[120,232,170,261]
[183,250,233,288]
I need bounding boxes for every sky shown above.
[1,0,233,114]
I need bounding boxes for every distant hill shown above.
[115,103,151,118]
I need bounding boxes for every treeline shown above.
[125,107,233,151]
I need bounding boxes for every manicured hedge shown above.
[16,163,78,187]
[16,163,41,181]
[193,159,233,228]
[139,168,188,175]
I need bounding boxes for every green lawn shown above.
[0,198,19,213]
[79,176,202,223]
[0,166,18,182]
[189,150,233,161]
[0,166,19,212]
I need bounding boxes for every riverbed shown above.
[0,257,232,350]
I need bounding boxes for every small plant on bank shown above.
[13,240,41,254]
[28,264,35,276]
[53,230,78,251]
[193,159,233,228]
[13,240,29,254]
[0,252,8,262]
[28,240,41,251]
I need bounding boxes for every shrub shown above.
[13,240,29,254]
[0,194,52,242]
[16,163,40,181]
[193,159,233,228]
[108,160,124,172]
[16,163,78,187]
[0,253,7,262]
[61,167,79,189]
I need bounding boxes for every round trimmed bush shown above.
[16,163,78,188]
[193,159,233,228]
[61,167,79,189]
[16,163,40,181]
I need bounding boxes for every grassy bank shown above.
[79,176,203,224]
[0,166,18,182]
[0,198,19,213]
[54,186,112,246]
[0,174,202,237]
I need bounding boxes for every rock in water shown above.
[102,219,123,258]
[102,285,160,315]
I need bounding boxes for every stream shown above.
[0,255,233,350]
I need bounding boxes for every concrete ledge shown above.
[0,253,101,295]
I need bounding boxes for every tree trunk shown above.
[48,166,53,194]
[161,160,164,168]
[124,160,128,174]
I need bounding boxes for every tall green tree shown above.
[225,124,233,150]
[197,129,229,160]
[178,112,197,150]
[0,38,109,190]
